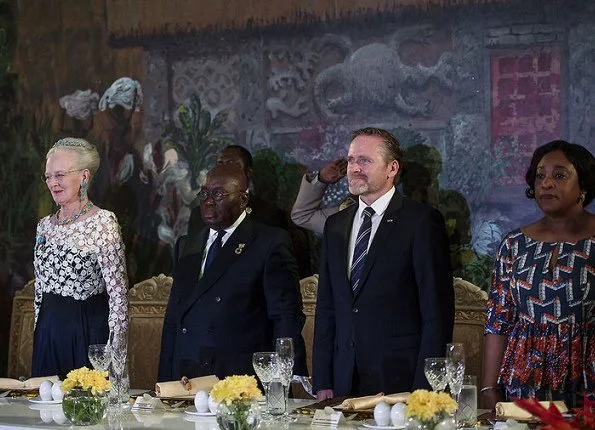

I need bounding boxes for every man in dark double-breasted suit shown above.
[158,165,307,381]
[313,127,454,399]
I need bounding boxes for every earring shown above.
[580,191,586,204]
[80,180,87,202]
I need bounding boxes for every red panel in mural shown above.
[491,46,562,185]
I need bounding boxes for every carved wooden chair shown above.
[299,274,319,376]
[8,280,36,379]
[452,277,488,389]
[127,274,172,389]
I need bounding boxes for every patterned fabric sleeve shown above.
[33,222,43,329]
[96,211,129,334]
[485,232,518,336]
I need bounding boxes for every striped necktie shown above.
[205,230,226,269]
[350,206,375,293]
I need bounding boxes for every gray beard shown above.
[348,180,368,196]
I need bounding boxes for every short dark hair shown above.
[223,145,253,168]
[351,127,404,165]
[525,139,595,206]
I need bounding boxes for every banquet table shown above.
[0,398,374,430]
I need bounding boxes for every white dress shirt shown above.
[347,187,395,275]
[199,210,247,277]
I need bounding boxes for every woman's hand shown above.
[480,386,503,410]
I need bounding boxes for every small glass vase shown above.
[62,388,108,426]
[216,399,259,430]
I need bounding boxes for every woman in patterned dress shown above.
[482,140,595,410]
[32,137,128,377]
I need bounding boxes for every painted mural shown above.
[0,0,595,376]
[42,6,595,291]
[4,1,595,373]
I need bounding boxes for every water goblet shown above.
[108,331,128,409]
[423,357,448,392]
[446,343,465,424]
[275,337,296,422]
[275,338,294,363]
[88,344,110,372]
[445,343,465,398]
[252,352,278,420]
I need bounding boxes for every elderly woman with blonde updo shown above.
[32,137,128,377]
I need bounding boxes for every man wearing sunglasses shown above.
[158,164,308,381]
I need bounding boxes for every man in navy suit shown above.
[185,145,288,239]
[313,127,454,399]
[158,165,307,381]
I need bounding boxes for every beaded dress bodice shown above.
[33,209,128,333]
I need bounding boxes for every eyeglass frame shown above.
[42,169,84,183]
[197,188,246,202]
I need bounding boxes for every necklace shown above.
[57,201,94,225]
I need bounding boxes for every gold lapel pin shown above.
[235,243,245,255]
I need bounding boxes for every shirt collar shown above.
[356,187,395,218]
[208,210,246,238]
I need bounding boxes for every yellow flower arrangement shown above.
[210,375,261,430]
[407,389,457,426]
[210,375,262,405]
[61,366,111,396]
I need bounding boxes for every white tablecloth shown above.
[0,398,370,429]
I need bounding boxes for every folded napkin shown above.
[340,392,410,410]
[495,400,567,421]
[0,375,59,391]
[155,375,219,398]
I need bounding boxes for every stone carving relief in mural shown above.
[569,24,595,148]
[171,44,263,129]
[172,58,239,113]
[314,25,456,118]
[266,47,318,119]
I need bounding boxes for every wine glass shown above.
[275,338,295,422]
[275,338,294,364]
[108,331,128,409]
[88,344,110,372]
[252,352,279,420]
[424,357,448,392]
[446,343,465,424]
[446,343,465,398]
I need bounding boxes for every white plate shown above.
[362,420,405,429]
[28,403,62,411]
[28,397,62,405]
[185,407,216,416]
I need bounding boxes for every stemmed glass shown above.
[424,357,448,392]
[446,343,465,424]
[252,352,279,420]
[108,331,128,409]
[88,344,110,372]
[275,337,296,422]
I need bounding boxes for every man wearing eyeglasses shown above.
[185,146,287,242]
[158,164,308,381]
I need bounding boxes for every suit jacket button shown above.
[352,307,359,313]
[215,297,222,302]
[181,328,187,334]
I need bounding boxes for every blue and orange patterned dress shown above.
[485,229,595,399]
